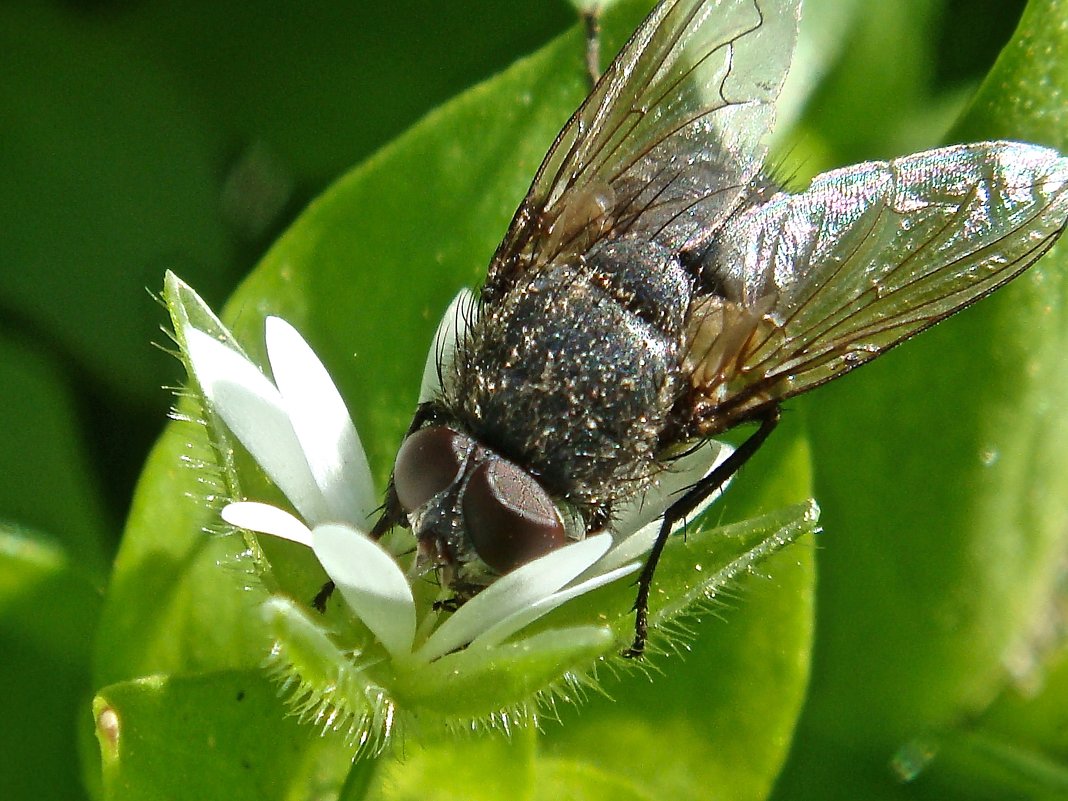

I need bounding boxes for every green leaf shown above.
[775,1,1068,798]
[0,333,110,576]
[795,0,950,165]
[954,0,1068,148]
[979,647,1068,765]
[0,524,101,801]
[93,670,363,801]
[263,597,395,751]
[365,730,539,801]
[92,418,275,687]
[898,641,1068,798]
[398,625,616,719]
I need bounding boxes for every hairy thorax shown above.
[445,236,693,513]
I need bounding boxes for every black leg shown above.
[625,406,781,658]
[312,580,335,613]
[582,7,602,88]
[369,485,405,539]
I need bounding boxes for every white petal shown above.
[265,317,376,527]
[612,440,733,536]
[597,440,735,575]
[469,561,640,649]
[593,518,661,576]
[222,502,313,547]
[414,533,612,662]
[311,524,416,659]
[183,326,328,524]
[418,289,478,403]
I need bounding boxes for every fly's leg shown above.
[312,484,406,613]
[311,581,336,614]
[625,406,781,658]
[311,487,407,612]
[582,6,602,88]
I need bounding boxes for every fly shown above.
[333,0,1068,656]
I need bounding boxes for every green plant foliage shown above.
[0,335,109,575]
[0,525,101,801]
[774,1,1068,799]
[93,1,817,797]
[2,0,1065,798]
[93,670,364,801]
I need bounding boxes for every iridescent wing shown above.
[684,141,1068,434]
[484,0,801,301]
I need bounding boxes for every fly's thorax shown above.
[391,424,583,591]
[445,239,695,509]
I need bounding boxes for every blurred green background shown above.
[6,0,1068,800]
[0,0,579,561]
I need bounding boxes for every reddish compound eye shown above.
[393,426,469,512]
[462,459,566,575]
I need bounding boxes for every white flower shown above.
[173,275,735,666]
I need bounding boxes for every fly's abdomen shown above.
[448,238,693,507]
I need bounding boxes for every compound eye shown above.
[462,459,566,574]
[393,426,469,512]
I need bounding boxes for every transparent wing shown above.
[484,0,800,301]
[685,141,1068,433]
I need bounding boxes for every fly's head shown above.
[389,423,581,594]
